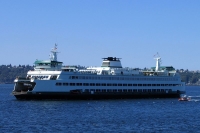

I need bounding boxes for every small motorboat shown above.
[178,95,190,101]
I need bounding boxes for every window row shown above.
[70,76,178,81]
[32,76,49,79]
[84,89,172,93]
[56,82,182,87]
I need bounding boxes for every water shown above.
[1,85,200,132]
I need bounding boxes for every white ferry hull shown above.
[12,78,185,100]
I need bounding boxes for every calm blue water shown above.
[1,85,200,133]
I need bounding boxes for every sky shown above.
[0,0,200,70]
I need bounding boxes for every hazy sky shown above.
[1,0,200,70]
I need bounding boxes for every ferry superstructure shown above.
[12,44,185,99]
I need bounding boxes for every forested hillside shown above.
[0,65,200,85]
[0,65,33,84]
[178,70,200,85]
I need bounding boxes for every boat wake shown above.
[187,95,200,102]
[188,95,200,98]
[189,99,200,102]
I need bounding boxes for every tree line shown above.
[0,64,34,84]
[0,65,200,85]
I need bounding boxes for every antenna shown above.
[153,52,160,58]
[52,43,57,51]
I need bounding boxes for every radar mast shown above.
[50,44,59,61]
[154,52,161,71]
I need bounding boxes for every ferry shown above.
[12,44,185,100]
